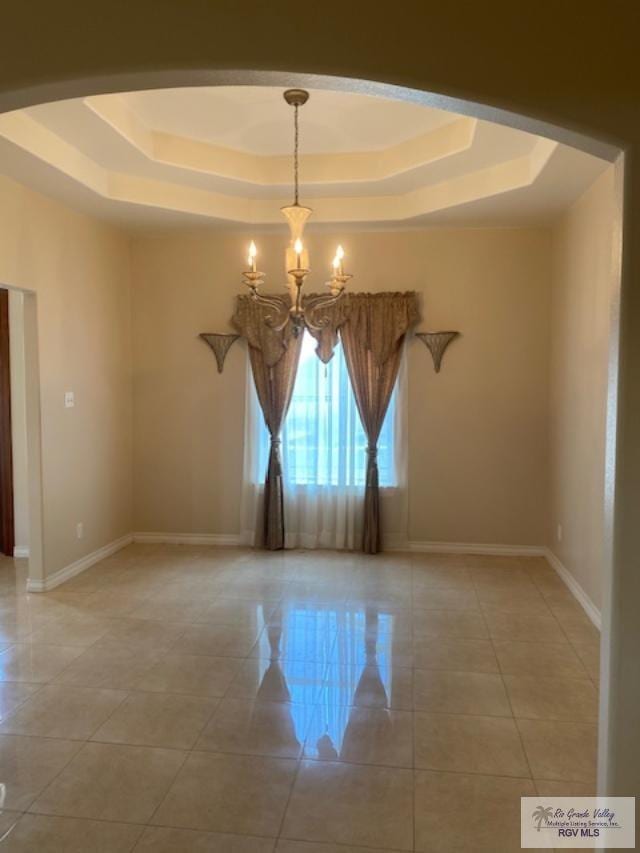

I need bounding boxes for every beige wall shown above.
[131,226,551,546]
[0,174,133,578]
[549,167,617,611]
[1,166,609,580]
[0,159,611,586]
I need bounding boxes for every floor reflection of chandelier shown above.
[241,89,352,335]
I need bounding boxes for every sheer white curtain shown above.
[240,332,408,550]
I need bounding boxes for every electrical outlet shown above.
[556,523,563,543]
[76,522,84,540]
[64,391,75,408]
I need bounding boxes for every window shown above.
[257,331,396,487]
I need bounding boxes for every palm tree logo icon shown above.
[532,805,554,832]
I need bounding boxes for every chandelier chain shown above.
[294,103,299,206]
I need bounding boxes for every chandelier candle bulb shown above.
[294,239,303,270]
[248,241,257,273]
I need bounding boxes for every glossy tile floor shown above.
[0,546,600,851]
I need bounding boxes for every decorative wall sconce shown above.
[415,331,460,373]
[200,333,241,373]
[201,328,460,375]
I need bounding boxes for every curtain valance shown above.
[232,294,296,368]
[232,291,420,366]
[337,292,420,365]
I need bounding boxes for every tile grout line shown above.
[273,753,304,845]
[525,561,600,689]
[9,599,219,831]
[0,547,599,846]
[21,675,134,819]
[143,743,192,830]
[140,593,281,837]
[148,590,305,845]
[469,554,537,786]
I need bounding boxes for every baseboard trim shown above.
[406,540,546,557]
[13,545,29,559]
[404,539,600,630]
[133,532,241,547]
[544,547,601,630]
[32,530,597,631]
[132,533,544,556]
[26,533,133,593]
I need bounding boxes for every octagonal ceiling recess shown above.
[0,86,607,228]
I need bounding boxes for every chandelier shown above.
[241,89,352,334]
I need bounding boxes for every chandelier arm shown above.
[304,292,344,312]
[251,292,291,332]
[251,292,288,310]
[264,314,291,333]
[304,292,343,307]
[304,315,332,332]
[303,291,346,331]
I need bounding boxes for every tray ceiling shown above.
[0,86,608,229]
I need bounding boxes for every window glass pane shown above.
[258,332,396,487]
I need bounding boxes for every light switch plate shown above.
[64,391,75,408]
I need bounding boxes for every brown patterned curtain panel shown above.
[339,292,419,553]
[233,297,303,549]
[233,291,419,553]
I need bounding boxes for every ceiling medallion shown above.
[241,89,352,335]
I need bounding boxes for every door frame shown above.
[0,288,14,556]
